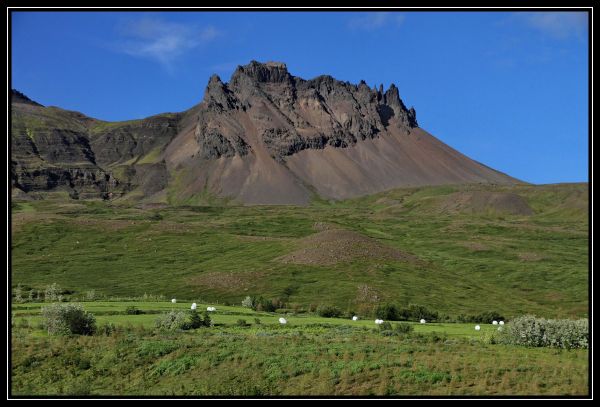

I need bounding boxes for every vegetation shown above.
[499,315,588,349]
[10,182,589,395]
[11,315,588,396]
[41,303,96,336]
[11,183,588,320]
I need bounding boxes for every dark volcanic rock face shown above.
[201,61,418,162]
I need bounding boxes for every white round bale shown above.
[171,298,177,304]
[475,325,481,331]
[499,321,505,325]
[420,319,426,324]
[352,316,359,321]
[279,317,287,324]
[191,303,197,310]
[492,320,498,325]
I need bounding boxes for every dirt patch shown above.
[187,271,265,291]
[277,228,416,266]
[439,191,533,216]
[312,222,337,231]
[518,252,545,262]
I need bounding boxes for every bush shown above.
[394,322,414,334]
[41,303,96,336]
[155,309,210,331]
[236,319,249,327]
[317,305,342,318]
[499,315,588,349]
[402,304,438,322]
[254,318,261,325]
[379,321,393,331]
[201,311,212,327]
[188,310,203,329]
[242,296,255,309]
[456,311,504,324]
[44,283,63,302]
[125,306,144,315]
[375,304,400,321]
[154,310,189,331]
[97,322,117,336]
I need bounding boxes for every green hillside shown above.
[11,182,588,319]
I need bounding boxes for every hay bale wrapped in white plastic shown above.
[171,298,177,304]
[207,306,216,312]
[499,321,505,325]
[492,320,498,325]
[352,316,359,321]
[279,317,287,324]
[375,319,384,325]
[420,319,426,324]
[191,303,197,310]
[475,325,481,331]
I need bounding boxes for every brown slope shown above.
[161,61,517,204]
[285,127,518,200]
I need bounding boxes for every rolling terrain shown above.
[11,182,588,319]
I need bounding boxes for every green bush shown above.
[188,310,203,329]
[125,306,144,315]
[375,304,400,321]
[155,309,210,331]
[236,319,249,327]
[456,311,504,324]
[394,322,414,334]
[499,315,588,349]
[379,321,393,331]
[41,303,96,336]
[317,305,342,318]
[154,310,189,331]
[242,296,255,309]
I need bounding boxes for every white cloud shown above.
[116,17,220,70]
[520,12,587,40]
[348,12,405,31]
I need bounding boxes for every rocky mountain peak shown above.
[231,60,292,84]
[11,89,43,107]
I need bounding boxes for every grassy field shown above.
[10,301,589,396]
[10,182,589,396]
[11,301,502,336]
[11,183,588,319]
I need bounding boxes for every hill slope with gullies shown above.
[11,61,519,205]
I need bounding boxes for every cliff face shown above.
[10,62,518,204]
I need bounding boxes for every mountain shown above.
[10,61,519,204]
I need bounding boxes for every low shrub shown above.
[125,306,144,315]
[154,310,189,331]
[41,303,96,336]
[155,309,211,331]
[236,319,250,327]
[499,315,588,349]
[394,322,414,334]
[317,305,342,318]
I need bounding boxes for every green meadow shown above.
[10,182,589,396]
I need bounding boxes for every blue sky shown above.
[11,11,588,184]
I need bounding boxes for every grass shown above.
[11,183,588,319]
[9,182,589,396]
[11,301,502,337]
[10,312,588,396]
